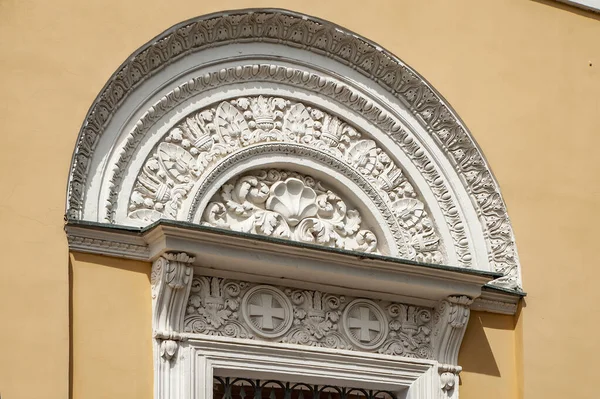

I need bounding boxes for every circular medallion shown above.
[242,286,293,338]
[342,299,388,350]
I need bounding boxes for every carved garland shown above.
[68,10,520,289]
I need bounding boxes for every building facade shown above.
[1,1,599,398]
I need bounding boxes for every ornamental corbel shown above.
[438,364,462,398]
[433,296,473,398]
[151,252,195,361]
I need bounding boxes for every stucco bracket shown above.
[152,252,195,361]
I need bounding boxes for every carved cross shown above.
[348,306,381,342]
[249,294,285,330]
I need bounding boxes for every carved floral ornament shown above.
[128,95,444,259]
[150,251,473,398]
[66,9,522,290]
[182,274,436,359]
[203,170,382,254]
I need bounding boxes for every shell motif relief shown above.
[203,170,379,253]
[128,96,443,262]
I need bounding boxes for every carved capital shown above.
[152,252,195,340]
[433,295,473,365]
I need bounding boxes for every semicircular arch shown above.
[65,8,521,290]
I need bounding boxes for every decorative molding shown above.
[65,224,149,259]
[471,287,521,315]
[184,274,435,359]
[471,298,517,315]
[181,336,437,399]
[65,219,517,398]
[65,221,520,312]
[65,9,522,290]
[66,233,149,260]
[108,69,469,265]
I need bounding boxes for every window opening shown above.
[213,377,397,399]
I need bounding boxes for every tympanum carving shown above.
[67,9,522,289]
[202,170,379,252]
[129,97,441,261]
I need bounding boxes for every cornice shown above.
[65,220,523,314]
[471,286,523,315]
[66,225,148,259]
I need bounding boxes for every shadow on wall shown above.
[458,309,518,378]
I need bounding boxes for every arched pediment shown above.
[66,9,521,290]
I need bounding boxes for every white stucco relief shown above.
[203,170,382,254]
[182,272,436,359]
[64,9,526,399]
[127,95,444,261]
[149,251,475,399]
[65,9,524,289]
[66,32,522,287]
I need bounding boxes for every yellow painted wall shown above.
[459,311,518,398]
[70,253,153,399]
[1,0,599,398]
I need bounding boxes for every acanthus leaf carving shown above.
[283,289,348,349]
[150,252,195,339]
[203,170,379,253]
[68,10,522,290]
[128,97,443,262]
[432,295,473,366]
[379,303,433,359]
[183,274,435,360]
[152,252,195,360]
[183,276,253,339]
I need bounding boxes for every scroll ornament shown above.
[183,276,434,359]
[129,97,442,262]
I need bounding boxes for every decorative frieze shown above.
[184,275,435,359]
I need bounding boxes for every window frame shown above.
[179,336,437,399]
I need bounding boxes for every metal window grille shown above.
[213,377,397,399]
